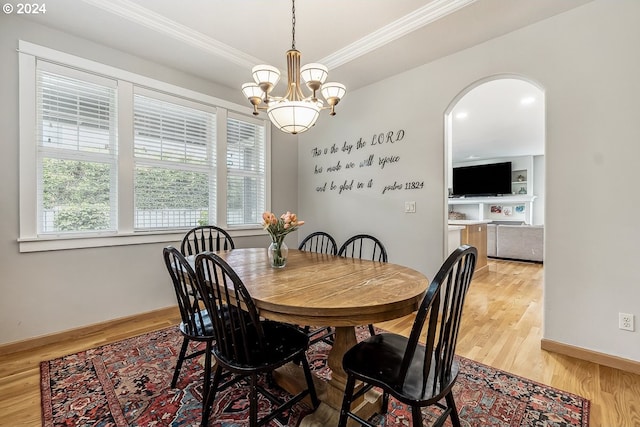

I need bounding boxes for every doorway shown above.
[444,75,545,259]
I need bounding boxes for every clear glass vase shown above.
[268,240,288,268]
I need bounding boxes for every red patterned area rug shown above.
[40,327,589,426]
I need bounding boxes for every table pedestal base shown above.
[273,326,382,426]
[274,365,382,427]
[298,389,382,427]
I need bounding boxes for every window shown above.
[133,92,216,230]
[37,66,118,234]
[227,115,266,227]
[18,41,269,252]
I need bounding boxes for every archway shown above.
[444,75,545,260]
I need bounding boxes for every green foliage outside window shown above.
[42,160,214,232]
[54,204,111,231]
[134,167,209,210]
[42,158,111,231]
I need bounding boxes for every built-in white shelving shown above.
[449,195,536,224]
[450,156,536,224]
[511,169,528,195]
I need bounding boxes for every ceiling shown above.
[19,0,590,159]
[451,78,545,163]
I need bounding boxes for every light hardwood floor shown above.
[1,259,639,426]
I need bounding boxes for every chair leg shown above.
[202,341,212,404]
[381,391,389,414]
[368,324,376,336]
[299,354,319,408]
[171,336,190,388]
[324,327,335,344]
[249,374,258,427]
[202,364,223,427]
[411,405,423,426]
[338,374,357,427]
[445,391,462,427]
[266,371,275,387]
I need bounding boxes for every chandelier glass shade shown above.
[267,100,321,135]
[241,0,346,135]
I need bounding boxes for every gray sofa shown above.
[487,223,543,262]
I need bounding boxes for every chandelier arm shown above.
[266,95,285,102]
[297,82,313,101]
[284,49,306,102]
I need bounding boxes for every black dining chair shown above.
[180,225,235,256]
[338,234,388,263]
[338,234,388,335]
[194,251,319,427]
[338,245,477,427]
[162,246,216,401]
[298,231,338,255]
[298,231,338,345]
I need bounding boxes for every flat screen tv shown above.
[452,162,512,196]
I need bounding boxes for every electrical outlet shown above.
[619,313,635,331]
[404,201,416,213]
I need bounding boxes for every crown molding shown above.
[319,0,477,69]
[80,0,264,68]
[80,0,476,73]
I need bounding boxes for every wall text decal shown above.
[309,128,425,195]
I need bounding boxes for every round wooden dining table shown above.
[211,248,429,426]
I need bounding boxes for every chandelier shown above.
[241,0,346,135]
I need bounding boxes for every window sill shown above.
[18,228,265,253]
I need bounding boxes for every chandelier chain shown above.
[291,0,296,50]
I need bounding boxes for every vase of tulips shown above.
[262,211,304,268]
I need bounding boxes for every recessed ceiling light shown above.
[455,112,468,119]
[520,96,535,105]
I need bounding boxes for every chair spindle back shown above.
[298,231,338,255]
[400,245,476,396]
[181,226,235,256]
[194,251,264,365]
[338,234,388,262]
[163,246,210,337]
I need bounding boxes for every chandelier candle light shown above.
[262,211,304,268]
[241,0,346,134]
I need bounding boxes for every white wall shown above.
[533,155,545,225]
[298,89,445,277]
[0,16,298,345]
[299,0,640,361]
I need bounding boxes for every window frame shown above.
[18,41,271,252]
[36,61,120,235]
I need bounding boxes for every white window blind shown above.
[133,94,216,230]
[20,44,271,251]
[36,68,118,234]
[226,116,266,227]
